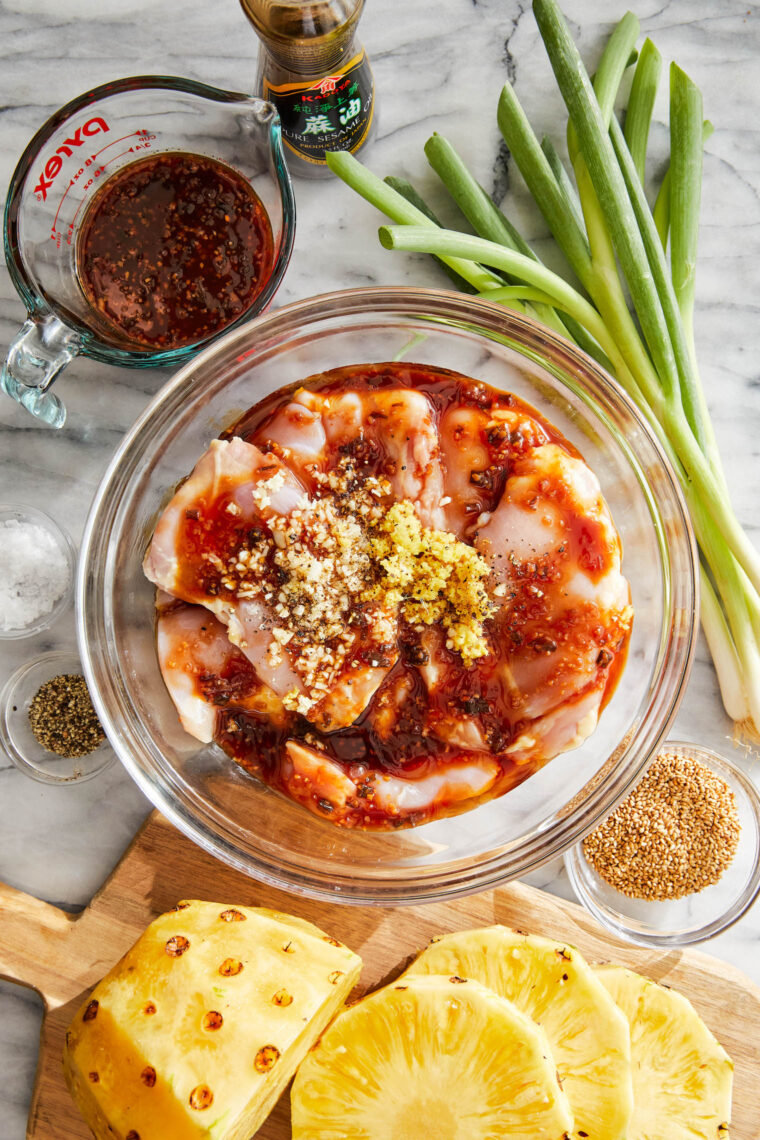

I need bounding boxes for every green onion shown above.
[624,38,662,184]
[670,62,703,331]
[423,133,609,361]
[326,5,760,740]
[383,175,478,294]
[653,119,714,251]
[540,136,586,233]
[589,9,640,123]
[533,0,687,419]
[325,152,503,295]
[653,169,671,249]
[378,224,632,382]
[496,82,592,285]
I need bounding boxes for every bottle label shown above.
[264,51,374,165]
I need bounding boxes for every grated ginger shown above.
[365,500,493,666]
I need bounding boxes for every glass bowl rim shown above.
[76,285,699,904]
[3,74,297,369]
[0,503,75,639]
[564,739,760,947]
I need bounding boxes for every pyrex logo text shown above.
[34,117,109,200]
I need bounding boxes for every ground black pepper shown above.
[28,673,105,759]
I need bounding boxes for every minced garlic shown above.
[365,500,493,666]
[269,495,373,643]
[209,464,496,718]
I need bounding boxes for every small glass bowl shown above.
[565,741,760,947]
[0,504,75,639]
[0,650,114,783]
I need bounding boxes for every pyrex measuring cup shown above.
[2,76,296,428]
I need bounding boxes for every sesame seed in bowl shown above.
[565,741,760,947]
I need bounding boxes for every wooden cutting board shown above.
[1,810,758,1139]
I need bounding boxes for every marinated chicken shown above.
[144,362,633,829]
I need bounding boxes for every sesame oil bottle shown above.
[239,0,375,178]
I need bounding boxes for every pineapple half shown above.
[596,965,733,1140]
[405,926,632,1140]
[291,973,574,1139]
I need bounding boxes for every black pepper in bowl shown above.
[28,673,105,759]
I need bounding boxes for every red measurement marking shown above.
[52,134,152,238]
[90,131,146,160]
[68,192,88,236]
[52,179,74,234]
[64,149,148,246]
[100,148,138,170]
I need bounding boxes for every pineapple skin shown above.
[63,900,361,1140]
[291,972,575,1140]
[596,964,734,1140]
[405,925,633,1140]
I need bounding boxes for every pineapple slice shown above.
[405,927,632,1140]
[596,965,733,1140]
[291,973,573,1140]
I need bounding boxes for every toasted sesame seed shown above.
[582,751,741,901]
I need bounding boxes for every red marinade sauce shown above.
[77,151,274,350]
[192,362,632,829]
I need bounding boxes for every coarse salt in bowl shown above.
[0,505,75,638]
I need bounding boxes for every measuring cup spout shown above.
[1,314,81,428]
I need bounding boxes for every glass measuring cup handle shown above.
[1,313,81,429]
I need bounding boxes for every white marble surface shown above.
[1,0,759,1133]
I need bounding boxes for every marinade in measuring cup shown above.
[76,151,275,350]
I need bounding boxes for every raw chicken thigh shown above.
[144,436,396,730]
[155,594,284,744]
[145,362,632,829]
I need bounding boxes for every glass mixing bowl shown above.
[77,288,697,904]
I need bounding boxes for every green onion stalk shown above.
[326,0,760,740]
